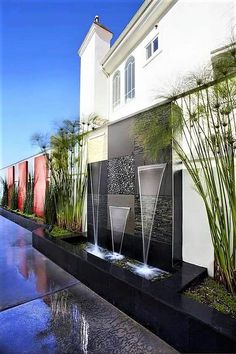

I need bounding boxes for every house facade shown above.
[79,0,234,122]
[80,0,235,275]
[1,0,235,275]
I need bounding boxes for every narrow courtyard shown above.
[0,216,178,353]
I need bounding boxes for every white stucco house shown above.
[79,0,235,122]
[78,0,235,276]
[0,0,235,276]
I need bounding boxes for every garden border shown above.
[1,209,236,353]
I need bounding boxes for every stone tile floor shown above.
[0,216,178,353]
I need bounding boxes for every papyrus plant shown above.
[172,74,236,293]
[32,119,89,232]
[32,115,105,232]
[134,54,236,292]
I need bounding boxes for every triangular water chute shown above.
[89,162,102,247]
[138,164,166,265]
[109,206,130,255]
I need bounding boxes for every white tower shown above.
[78,16,113,121]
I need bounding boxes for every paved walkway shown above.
[0,216,178,354]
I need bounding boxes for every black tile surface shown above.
[108,155,135,195]
[107,194,135,235]
[0,283,178,354]
[87,160,108,196]
[32,228,236,353]
[108,117,134,159]
[135,195,172,245]
[173,169,182,264]
[0,216,78,311]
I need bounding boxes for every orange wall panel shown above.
[18,161,28,211]
[33,155,48,217]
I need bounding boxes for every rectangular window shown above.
[146,44,152,60]
[153,37,158,53]
[145,36,159,61]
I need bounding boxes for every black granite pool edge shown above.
[31,227,236,353]
[0,207,47,231]
[1,209,236,353]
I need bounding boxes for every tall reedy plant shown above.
[49,120,89,232]
[32,117,100,232]
[134,48,236,293]
[172,75,236,293]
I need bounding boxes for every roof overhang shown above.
[78,22,113,57]
[101,0,178,74]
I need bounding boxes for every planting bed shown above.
[1,209,236,353]
[32,226,236,353]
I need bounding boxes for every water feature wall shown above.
[138,164,166,266]
[109,206,130,256]
[89,162,102,247]
[87,103,182,271]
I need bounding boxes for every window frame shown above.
[125,56,135,102]
[112,70,121,109]
[145,35,159,61]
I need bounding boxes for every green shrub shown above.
[0,178,8,207]
[44,182,57,225]
[23,174,34,214]
[10,184,18,210]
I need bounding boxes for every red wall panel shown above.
[33,155,48,217]
[7,166,15,207]
[18,161,28,211]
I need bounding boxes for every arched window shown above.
[112,71,120,108]
[125,56,135,101]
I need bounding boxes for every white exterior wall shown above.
[183,170,214,276]
[102,0,234,275]
[78,0,235,274]
[80,35,96,121]
[79,24,112,121]
[108,0,235,121]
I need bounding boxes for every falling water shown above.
[138,164,166,267]
[108,206,130,260]
[89,162,102,256]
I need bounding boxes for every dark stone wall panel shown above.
[108,117,134,159]
[87,102,182,269]
[107,194,135,235]
[87,194,108,244]
[135,195,172,245]
[87,160,108,196]
[108,155,135,195]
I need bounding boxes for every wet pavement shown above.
[0,216,78,310]
[0,216,178,353]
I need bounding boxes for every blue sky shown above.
[0,0,142,168]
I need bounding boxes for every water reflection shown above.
[36,291,89,353]
[0,216,77,310]
[0,216,177,354]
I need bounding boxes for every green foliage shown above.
[23,174,34,215]
[47,225,72,238]
[14,210,44,224]
[134,46,236,293]
[0,178,8,207]
[185,277,236,319]
[44,183,57,225]
[10,184,18,210]
[172,75,236,293]
[133,103,182,162]
[31,118,97,233]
